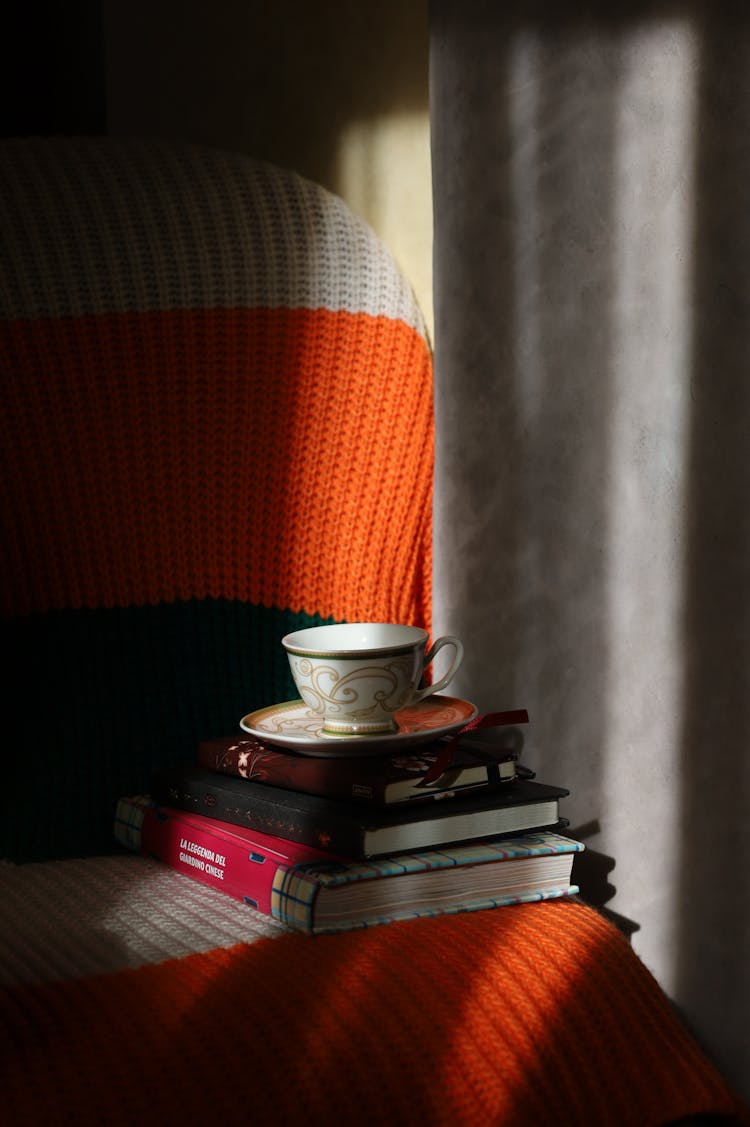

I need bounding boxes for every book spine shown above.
[151,771,371,858]
[115,798,311,924]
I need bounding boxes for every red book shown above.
[114,795,338,916]
[197,734,522,805]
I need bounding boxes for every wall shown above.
[2,1,105,136]
[103,0,433,336]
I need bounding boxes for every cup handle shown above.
[410,636,464,704]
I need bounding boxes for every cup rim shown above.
[282,622,428,658]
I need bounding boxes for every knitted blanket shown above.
[2,900,746,1127]
[0,139,433,862]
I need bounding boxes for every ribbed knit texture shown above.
[1,899,747,1127]
[0,308,431,621]
[0,139,433,860]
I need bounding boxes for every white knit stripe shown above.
[0,855,287,986]
[0,138,427,336]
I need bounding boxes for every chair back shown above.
[0,138,433,860]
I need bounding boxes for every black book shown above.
[150,765,569,859]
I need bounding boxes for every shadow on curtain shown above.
[679,6,750,1090]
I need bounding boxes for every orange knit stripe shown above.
[1,308,433,629]
[0,901,746,1127]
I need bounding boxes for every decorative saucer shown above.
[239,695,478,757]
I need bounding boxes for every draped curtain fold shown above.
[429,0,750,1101]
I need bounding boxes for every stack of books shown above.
[115,717,583,936]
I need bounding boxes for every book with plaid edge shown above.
[115,795,583,935]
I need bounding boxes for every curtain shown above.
[430,0,749,1100]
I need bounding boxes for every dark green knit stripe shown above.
[4,599,335,862]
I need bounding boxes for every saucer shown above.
[239,695,478,757]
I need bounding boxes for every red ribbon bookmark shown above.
[416,709,529,787]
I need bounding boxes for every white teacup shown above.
[281,622,464,736]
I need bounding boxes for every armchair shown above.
[0,138,745,1127]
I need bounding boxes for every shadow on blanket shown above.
[1,899,747,1127]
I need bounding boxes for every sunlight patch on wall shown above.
[604,21,698,989]
[335,111,433,341]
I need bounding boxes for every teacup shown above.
[281,622,464,736]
